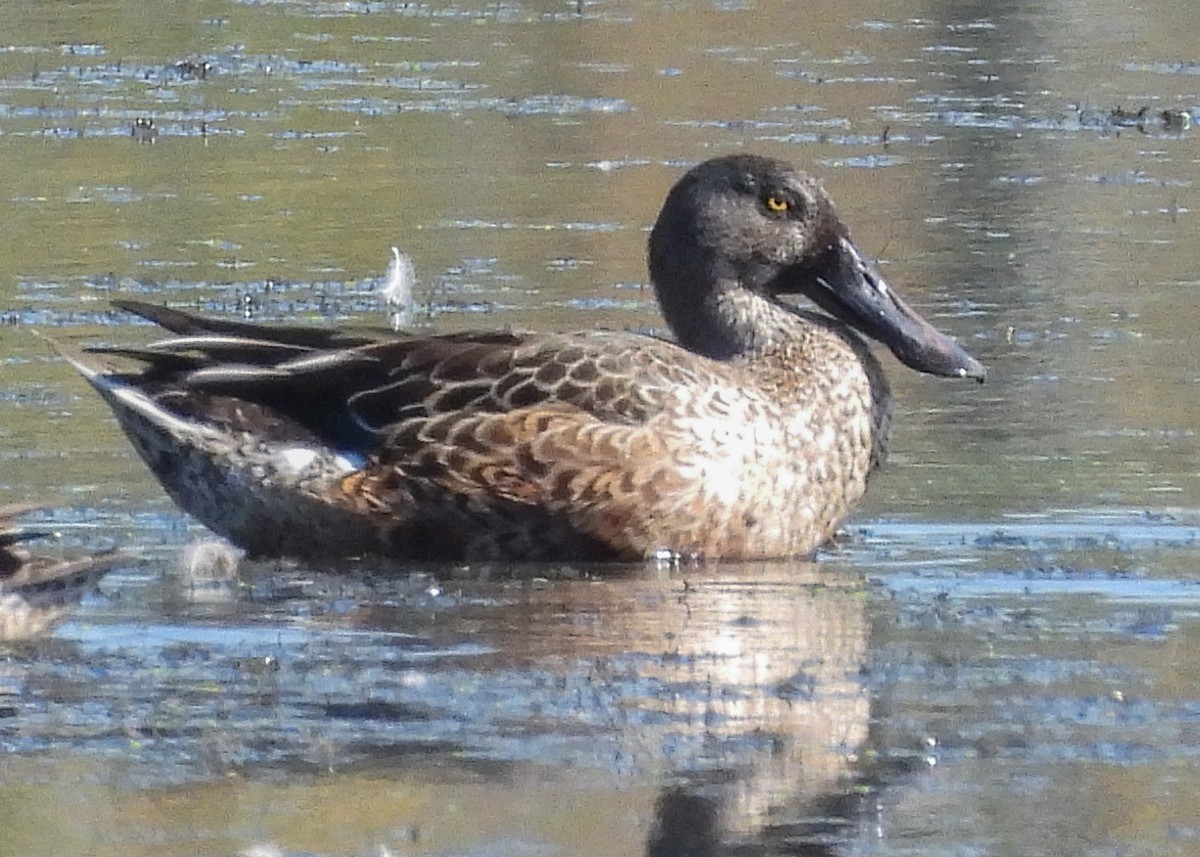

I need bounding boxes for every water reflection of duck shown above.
[55,155,984,562]
[0,505,124,641]
[343,561,880,852]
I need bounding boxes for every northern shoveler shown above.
[56,154,985,562]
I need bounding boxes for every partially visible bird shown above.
[0,504,126,640]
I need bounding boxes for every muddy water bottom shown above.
[3,514,1200,857]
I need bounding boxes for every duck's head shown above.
[648,154,985,381]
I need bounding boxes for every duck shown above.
[55,154,985,562]
[0,504,125,640]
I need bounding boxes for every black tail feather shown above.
[110,299,380,350]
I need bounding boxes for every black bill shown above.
[798,235,986,381]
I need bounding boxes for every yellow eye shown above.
[765,195,789,213]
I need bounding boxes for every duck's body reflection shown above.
[351,560,873,853]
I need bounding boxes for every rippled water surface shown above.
[2,0,1200,855]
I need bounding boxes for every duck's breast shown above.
[637,332,889,558]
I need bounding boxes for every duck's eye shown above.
[764,195,790,214]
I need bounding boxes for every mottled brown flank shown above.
[57,154,978,562]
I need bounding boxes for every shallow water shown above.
[2,0,1200,854]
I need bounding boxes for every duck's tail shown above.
[47,337,230,448]
[40,332,382,560]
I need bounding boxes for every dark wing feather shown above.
[102,303,692,456]
[111,299,379,349]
